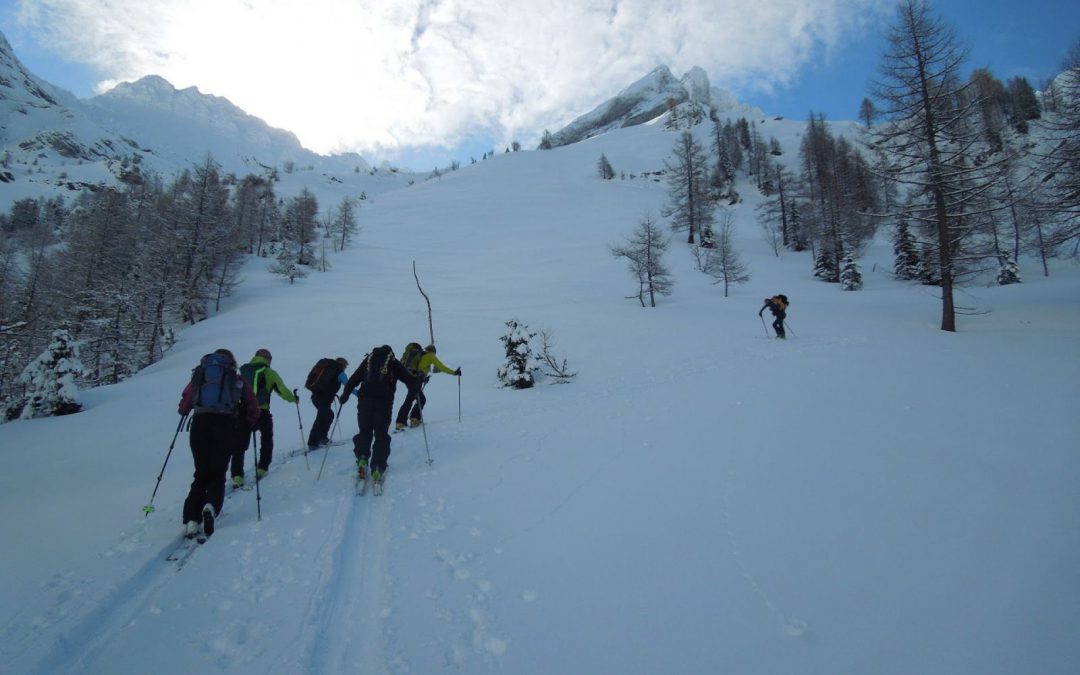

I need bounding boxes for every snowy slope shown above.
[1,113,1078,675]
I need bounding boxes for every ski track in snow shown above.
[305,485,390,673]
[3,445,313,674]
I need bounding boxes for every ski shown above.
[356,472,368,496]
[372,474,384,496]
[165,512,223,569]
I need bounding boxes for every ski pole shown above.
[457,374,462,423]
[415,384,433,466]
[252,430,262,521]
[759,313,770,337]
[294,390,308,471]
[316,438,332,482]
[144,413,188,516]
[420,407,433,466]
[784,320,796,338]
[329,398,343,441]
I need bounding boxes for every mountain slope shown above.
[0,116,1078,675]
[548,65,763,147]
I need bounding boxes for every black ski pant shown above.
[183,414,237,523]
[353,396,394,473]
[772,309,786,337]
[395,388,426,426]
[231,409,273,477]
[308,392,336,448]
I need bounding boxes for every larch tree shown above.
[867,0,1002,331]
[663,131,713,244]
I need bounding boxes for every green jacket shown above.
[242,355,298,410]
[417,351,456,376]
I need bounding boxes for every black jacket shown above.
[340,352,421,403]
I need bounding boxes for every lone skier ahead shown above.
[759,294,789,339]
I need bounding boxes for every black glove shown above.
[454,367,462,376]
[338,394,348,405]
[292,388,299,399]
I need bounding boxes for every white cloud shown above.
[17,0,889,156]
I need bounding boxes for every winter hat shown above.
[425,344,436,353]
[336,357,349,369]
[214,348,237,367]
[255,348,272,361]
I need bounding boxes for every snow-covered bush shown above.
[13,329,85,420]
[996,250,1022,285]
[496,318,539,389]
[840,252,864,290]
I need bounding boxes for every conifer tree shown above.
[597,153,615,180]
[14,328,84,419]
[892,220,921,280]
[840,252,864,290]
[996,250,1022,285]
[496,318,538,389]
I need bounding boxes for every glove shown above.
[338,394,349,405]
[454,367,462,376]
[293,388,299,399]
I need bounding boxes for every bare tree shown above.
[703,209,751,296]
[331,196,360,251]
[663,132,714,244]
[867,0,1003,331]
[610,213,673,307]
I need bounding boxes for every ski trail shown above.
[719,465,810,639]
[16,534,201,675]
[304,484,392,674]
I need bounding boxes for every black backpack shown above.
[401,342,424,373]
[191,353,242,415]
[240,362,270,406]
[305,358,341,395]
[364,346,395,388]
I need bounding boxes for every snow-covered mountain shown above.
[547,65,764,147]
[4,29,773,209]
[1,29,376,204]
[83,74,369,176]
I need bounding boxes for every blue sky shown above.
[1,0,1076,169]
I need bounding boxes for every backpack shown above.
[401,342,424,373]
[240,362,270,406]
[771,295,789,311]
[364,346,395,388]
[305,358,341,395]
[191,353,243,416]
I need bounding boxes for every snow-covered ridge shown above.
[548,65,764,147]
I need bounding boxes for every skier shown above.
[233,348,298,487]
[339,346,422,486]
[395,343,462,431]
[178,348,260,538]
[759,294,789,339]
[305,357,349,451]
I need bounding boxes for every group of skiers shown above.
[174,297,783,539]
[176,343,460,539]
